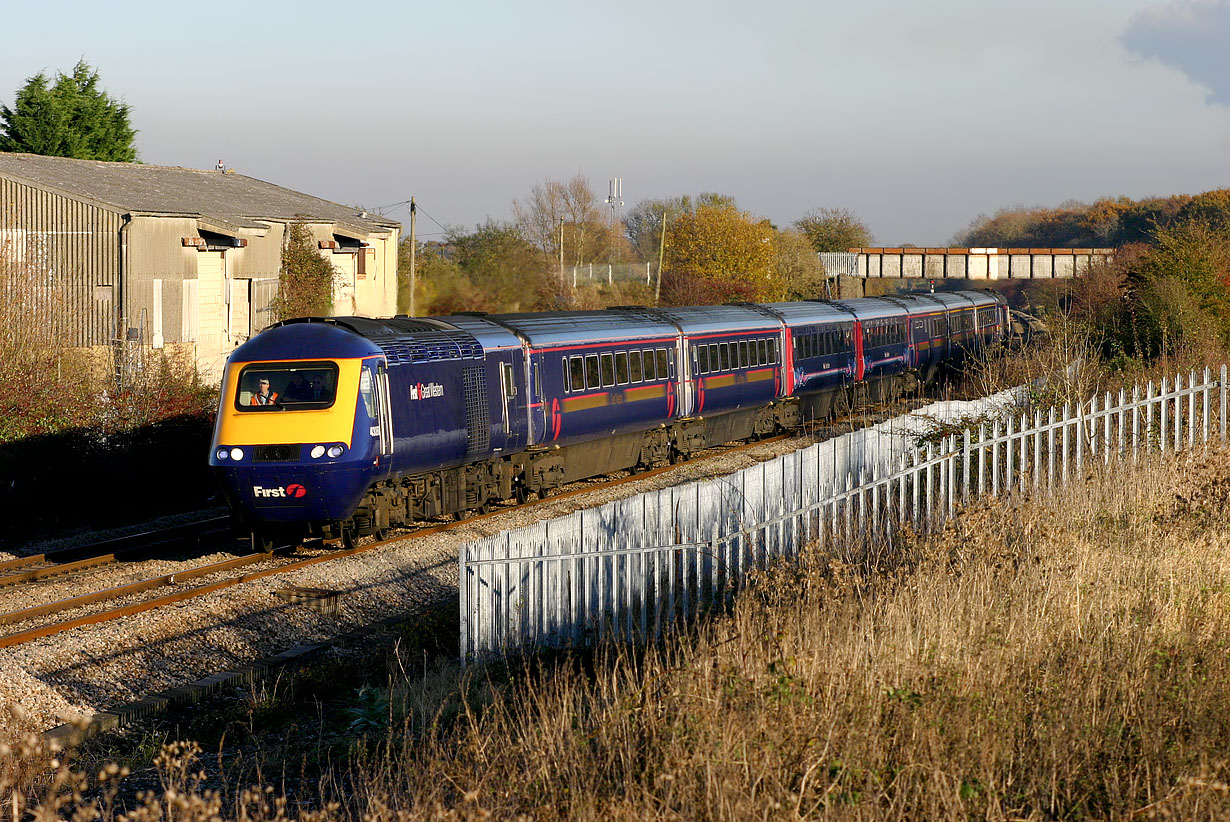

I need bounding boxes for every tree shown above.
[775,228,828,299]
[662,204,780,304]
[623,193,737,263]
[271,222,337,321]
[448,220,554,311]
[794,207,873,253]
[1,60,137,161]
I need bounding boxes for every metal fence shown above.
[459,367,1229,661]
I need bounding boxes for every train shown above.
[209,290,1009,546]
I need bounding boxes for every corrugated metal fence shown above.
[460,367,1229,661]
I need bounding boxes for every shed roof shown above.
[0,152,399,238]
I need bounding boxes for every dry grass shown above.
[10,450,1230,819]
[356,448,1230,820]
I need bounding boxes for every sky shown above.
[4,0,1230,246]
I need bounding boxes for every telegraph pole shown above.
[558,216,565,292]
[655,211,667,306]
[408,197,417,316]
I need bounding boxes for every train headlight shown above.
[327,445,345,458]
[229,447,244,461]
[216,447,229,460]
[310,445,326,459]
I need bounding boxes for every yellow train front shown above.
[209,320,391,544]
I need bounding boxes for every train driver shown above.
[249,378,279,406]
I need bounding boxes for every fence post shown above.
[1048,406,1056,495]
[1174,373,1182,453]
[458,546,470,664]
[1160,376,1169,454]
[1189,369,1197,450]
[947,435,957,518]
[1062,402,1071,487]
[1075,400,1085,479]
[1005,414,1015,494]
[1203,366,1211,445]
[963,429,971,504]
[1222,365,1228,443]
[925,443,935,525]
[1148,380,1157,455]
[991,419,1001,497]
[977,423,987,499]
[1131,384,1140,463]
[1033,409,1043,493]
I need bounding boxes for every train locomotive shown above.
[210,290,1008,545]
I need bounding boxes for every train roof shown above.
[624,304,780,335]
[479,310,679,348]
[757,301,856,326]
[827,298,910,321]
[231,319,383,363]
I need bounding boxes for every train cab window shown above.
[698,344,710,374]
[570,356,585,392]
[236,361,339,412]
[630,350,643,382]
[615,351,629,385]
[585,354,601,389]
[656,348,669,379]
[600,353,615,387]
[643,349,657,381]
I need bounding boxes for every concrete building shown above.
[0,153,401,381]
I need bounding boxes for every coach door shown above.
[368,362,394,458]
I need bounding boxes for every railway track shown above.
[0,516,234,588]
[0,435,802,651]
[1,400,926,653]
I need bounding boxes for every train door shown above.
[360,361,394,467]
[526,349,546,444]
[676,336,694,417]
[498,359,517,437]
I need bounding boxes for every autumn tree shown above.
[271,221,337,321]
[0,60,137,161]
[624,193,738,263]
[662,204,780,304]
[775,228,829,299]
[794,207,873,253]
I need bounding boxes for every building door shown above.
[196,251,227,382]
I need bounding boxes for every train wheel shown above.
[537,488,550,501]
[251,532,275,553]
[341,526,358,551]
[514,484,529,505]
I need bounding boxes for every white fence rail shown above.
[460,367,1229,661]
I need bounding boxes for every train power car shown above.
[210,291,1008,545]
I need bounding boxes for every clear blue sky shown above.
[4,0,1230,245]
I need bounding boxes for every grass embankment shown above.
[9,448,1230,819]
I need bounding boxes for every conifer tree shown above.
[0,60,137,161]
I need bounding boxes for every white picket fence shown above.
[459,367,1229,661]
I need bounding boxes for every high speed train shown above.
[209,290,1008,545]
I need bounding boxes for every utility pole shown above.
[655,211,667,306]
[558,216,565,293]
[408,197,417,316]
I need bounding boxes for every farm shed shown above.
[0,153,401,381]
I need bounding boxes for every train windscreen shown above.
[235,361,339,411]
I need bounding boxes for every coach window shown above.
[585,354,601,389]
[657,349,669,378]
[630,350,643,382]
[600,353,615,387]
[698,344,710,374]
[643,349,657,381]
[749,340,760,367]
[562,359,570,392]
[570,356,585,392]
[735,340,745,368]
[615,351,629,385]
